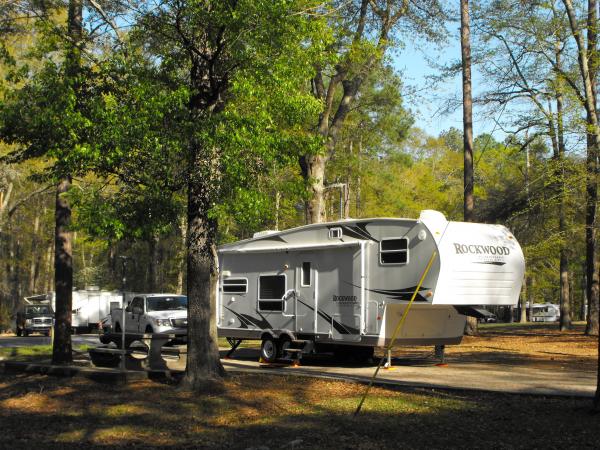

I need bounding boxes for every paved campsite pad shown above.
[0,371,598,449]
[221,323,598,397]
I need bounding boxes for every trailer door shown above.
[295,258,316,334]
[321,246,361,342]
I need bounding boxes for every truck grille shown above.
[170,318,188,328]
[33,318,52,325]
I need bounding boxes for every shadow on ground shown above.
[0,371,597,449]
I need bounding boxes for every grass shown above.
[0,344,90,361]
[0,372,597,449]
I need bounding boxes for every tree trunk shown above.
[582,266,588,322]
[52,177,73,364]
[555,70,572,331]
[520,274,528,323]
[527,275,534,321]
[177,217,186,294]
[461,0,477,336]
[44,241,53,293]
[148,234,159,292]
[300,153,328,224]
[28,212,40,294]
[461,0,475,223]
[180,148,225,390]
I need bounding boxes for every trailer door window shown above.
[380,237,409,264]
[222,278,248,294]
[258,275,286,311]
[301,262,311,286]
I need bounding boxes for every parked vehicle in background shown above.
[29,288,134,333]
[531,303,560,322]
[111,294,188,335]
[14,303,54,336]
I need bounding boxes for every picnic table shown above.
[89,332,187,371]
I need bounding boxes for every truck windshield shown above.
[146,296,188,312]
[25,306,51,315]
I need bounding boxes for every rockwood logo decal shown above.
[454,243,510,256]
[333,295,358,304]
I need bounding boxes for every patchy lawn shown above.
[0,345,90,362]
[0,372,597,449]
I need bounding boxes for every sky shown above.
[393,34,503,140]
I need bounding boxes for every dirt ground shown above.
[387,322,599,372]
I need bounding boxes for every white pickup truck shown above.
[111,294,188,334]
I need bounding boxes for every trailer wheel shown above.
[260,337,278,363]
[16,327,22,337]
[278,336,291,358]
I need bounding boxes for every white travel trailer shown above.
[217,210,525,362]
[47,288,133,332]
[530,302,560,322]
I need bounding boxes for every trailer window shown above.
[258,275,286,311]
[301,262,311,286]
[222,278,248,294]
[380,237,409,264]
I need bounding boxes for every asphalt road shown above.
[0,334,101,348]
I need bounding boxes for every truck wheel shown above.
[23,330,29,337]
[114,323,121,333]
[16,327,22,337]
[145,325,153,334]
[260,336,278,363]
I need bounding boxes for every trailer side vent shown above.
[258,275,286,311]
[329,227,343,239]
[380,237,409,264]
[222,278,248,294]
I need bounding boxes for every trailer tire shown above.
[260,336,278,363]
[278,336,291,358]
[16,328,22,337]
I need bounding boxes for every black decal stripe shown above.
[388,294,428,302]
[343,225,379,242]
[474,261,506,266]
[355,222,379,242]
[343,280,429,301]
[223,306,249,329]
[240,313,272,330]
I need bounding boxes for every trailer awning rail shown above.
[219,240,362,254]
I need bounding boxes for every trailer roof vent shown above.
[329,227,343,239]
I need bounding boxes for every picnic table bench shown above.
[89,332,187,371]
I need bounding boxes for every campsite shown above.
[1,0,600,448]
[0,322,598,448]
